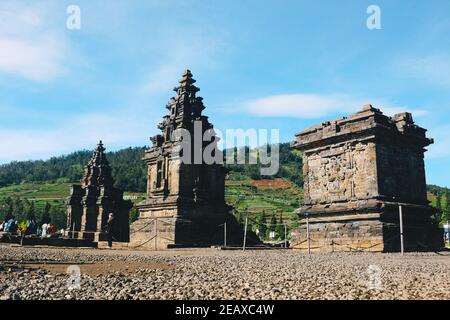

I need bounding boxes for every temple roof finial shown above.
[174,69,199,94]
[81,141,114,188]
[155,71,208,144]
[96,140,105,152]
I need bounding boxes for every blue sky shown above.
[0,0,449,187]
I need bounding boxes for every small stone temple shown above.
[291,105,441,252]
[130,70,232,249]
[66,141,132,243]
[130,70,249,249]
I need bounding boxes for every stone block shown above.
[291,106,441,252]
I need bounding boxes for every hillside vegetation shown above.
[0,147,148,192]
[0,144,302,191]
[0,144,303,237]
[0,143,448,233]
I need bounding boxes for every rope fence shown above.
[118,209,444,252]
[4,204,444,254]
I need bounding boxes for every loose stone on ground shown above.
[0,245,449,300]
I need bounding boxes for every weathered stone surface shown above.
[130,70,250,249]
[2,245,450,300]
[291,105,442,252]
[66,141,132,243]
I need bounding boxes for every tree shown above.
[40,202,51,224]
[441,192,450,224]
[25,201,36,220]
[268,215,277,239]
[0,147,147,192]
[275,214,285,240]
[431,194,441,210]
[13,198,25,222]
[129,207,139,224]
[0,197,14,221]
[50,206,67,230]
[430,193,443,226]
[256,212,267,240]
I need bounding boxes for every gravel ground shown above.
[0,244,449,300]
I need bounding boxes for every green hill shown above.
[0,143,303,236]
[0,143,448,232]
[0,147,148,192]
[0,144,302,191]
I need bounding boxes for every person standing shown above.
[106,213,115,249]
[41,223,49,237]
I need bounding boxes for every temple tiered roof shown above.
[157,70,211,144]
[174,69,200,95]
[81,140,114,188]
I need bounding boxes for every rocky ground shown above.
[0,244,449,300]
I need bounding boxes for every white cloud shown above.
[241,93,428,119]
[0,34,66,81]
[243,94,360,119]
[0,2,69,81]
[0,111,152,163]
[396,54,450,88]
[0,3,229,162]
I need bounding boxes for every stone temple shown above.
[291,105,441,252]
[66,141,132,243]
[130,70,249,249]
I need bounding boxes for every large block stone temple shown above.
[66,141,132,243]
[130,70,249,249]
[291,105,442,252]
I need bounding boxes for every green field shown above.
[0,182,146,202]
[0,182,71,200]
[225,173,303,236]
[0,182,70,218]
[0,175,302,221]
[0,171,304,239]
[0,182,147,228]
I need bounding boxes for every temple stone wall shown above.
[291,105,442,252]
[376,142,428,204]
[129,209,178,249]
[130,70,250,249]
[66,142,132,243]
[292,217,384,253]
[304,141,378,205]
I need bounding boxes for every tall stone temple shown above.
[66,141,132,243]
[291,105,442,252]
[130,70,248,249]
